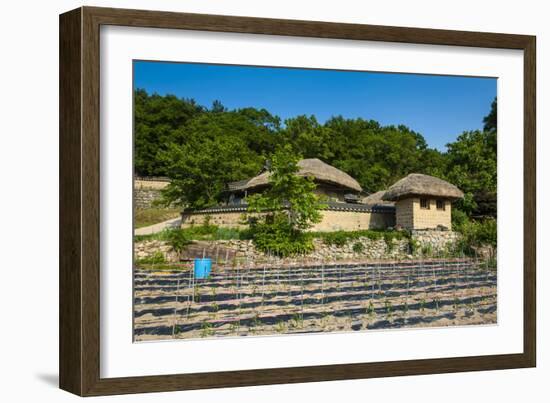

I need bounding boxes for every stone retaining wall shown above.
[134,178,170,209]
[134,239,179,262]
[134,188,163,209]
[134,230,463,264]
[411,229,461,254]
[134,238,410,264]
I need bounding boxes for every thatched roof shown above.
[382,173,464,201]
[229,158,362,192]
[361,190,395,206]
[226,179,250,192]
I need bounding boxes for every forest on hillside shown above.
[134,89,497,218]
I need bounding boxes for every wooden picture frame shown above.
[59,6,536,396]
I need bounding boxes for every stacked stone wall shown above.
[134,178,170,209]
[135,230,462,263]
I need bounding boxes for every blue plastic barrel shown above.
[194,258,212,279]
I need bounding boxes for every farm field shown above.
[133,258,497,341]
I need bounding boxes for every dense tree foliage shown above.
[134,89,204,176]
[483,98,497,132]
[445,129,497,217]
[157,110,276,208]
[446,96,497,218]
[135,89,497,219]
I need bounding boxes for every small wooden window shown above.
[420,198,430,209]
[436,200,445,210]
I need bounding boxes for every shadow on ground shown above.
[35,373,58,388]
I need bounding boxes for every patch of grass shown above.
[134,208,181,228]
[200,321,214,338]
[367,301,375,317]
[275,320,286,333]
[408,238,420,255]
[487,256,497,270]
[135,263,185,271]
[135,251,166,265]
[290,313,304,329]
[421,244,433,257]
[318,231,351,247]
[134,224,250,243]
[383,232,397,251]
[229,321,240,334]
[215,227,252,240]
[314,229,409,247]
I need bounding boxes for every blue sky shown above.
[134,61,496,151]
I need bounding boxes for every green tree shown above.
[135,89,495,222]
[158,111,271,208]
[322,117,442,193]
[483,97,497,132]
[246,146,323,255]
[281,115,334,161]
[211,99,227,113]
[445,130,497,216]
[134,89,204,176]
[247,145,323,231]
[159,137,254,209]
[444,99,497,217]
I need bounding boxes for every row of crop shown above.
[134,260,486,288]
[134,268,495,327]
[134,270,494,309]
[134,287,496,338]
[134,264,491,298]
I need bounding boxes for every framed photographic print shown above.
[59,6,536,396]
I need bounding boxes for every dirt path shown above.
[134,217,181,236]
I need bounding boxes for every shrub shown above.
[135,224,248,243]
[136,251,166,264]
[214,227,242,240]
[364,231,384,241]
[451,209,470,228]
[250,215,314,257]
[165,229,191,253]
[185,222,217,237]
[421,244,433,257]
[319,229,406,247]
[454,217,497,255]
[383,232,395,251]
[321,231,350,247]
[352,242,365,254]
[442,241,460,258]
[475,218,497,246]
[408,238,420,255]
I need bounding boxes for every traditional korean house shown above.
[382,173,464,230]
[180,160,463,232]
